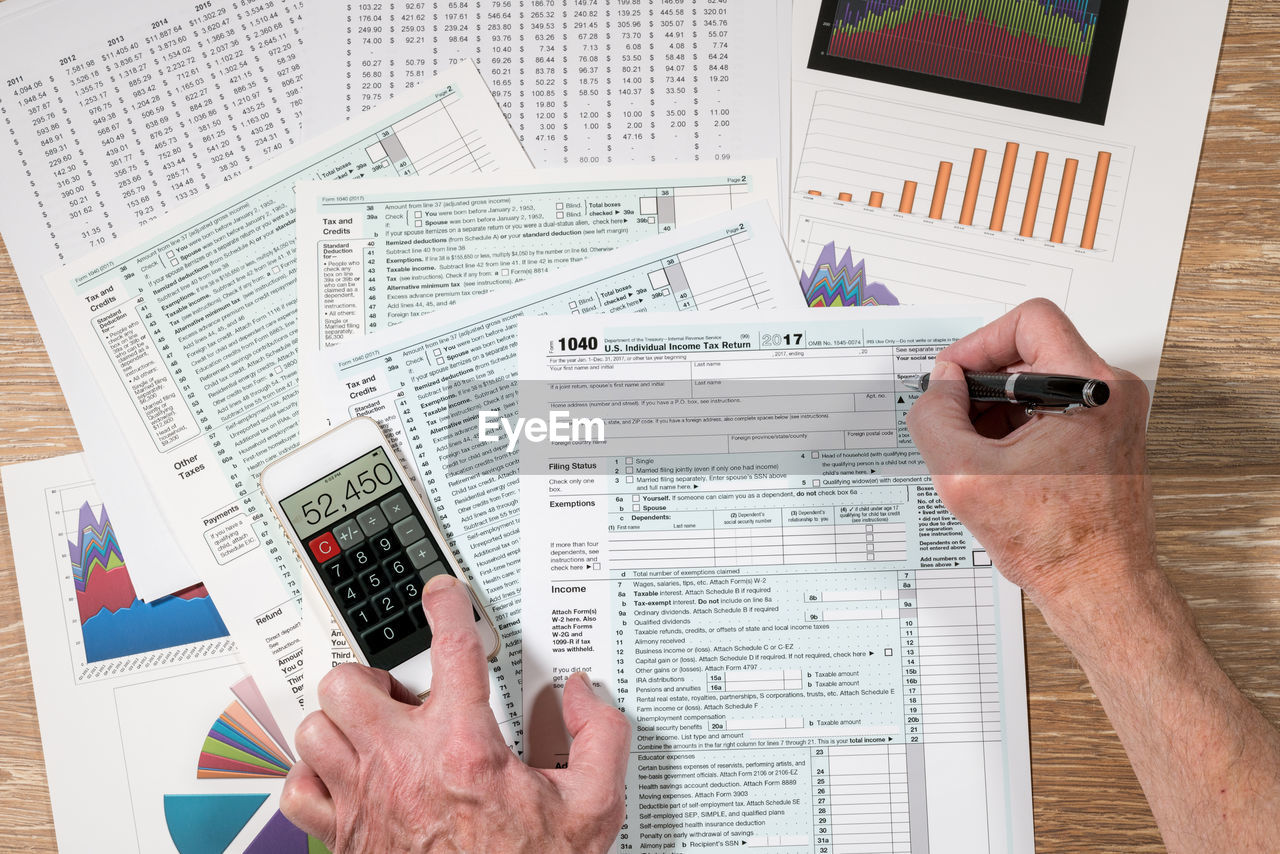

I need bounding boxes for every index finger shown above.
[423,573,492,708]
[938,298,1110,378]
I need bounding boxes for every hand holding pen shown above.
[904,299,1151,606]
[905,370,1110,415]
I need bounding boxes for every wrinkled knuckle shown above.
[318,661,367,705]
[294,712,333,756]
[438,733,500,783]
[279,778,309,821]
[1024,296,1062,319]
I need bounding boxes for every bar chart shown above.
[794,89,1131,257]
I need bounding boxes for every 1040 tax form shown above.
[517,308,1033,853]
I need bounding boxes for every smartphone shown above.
[260,416,500,696]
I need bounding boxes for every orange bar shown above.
[899,180,918,213]
[1020,151,1050,237]
[1051,158,1079,244]
[837,191,853,202]
[868,191,884,207]
[929,161,952,219]
[990,142,1019,231]
[959,148,987,225]
[1081,151,1112,249]
[807,190,823,196]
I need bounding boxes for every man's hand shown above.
[907,298,1280,853]
[905,298,1155,607]
[281,574,631,853]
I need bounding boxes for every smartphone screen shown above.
[276,446,455,670]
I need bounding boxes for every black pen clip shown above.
[1025,403,1087,416]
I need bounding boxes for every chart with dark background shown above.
[808,0,1128,124]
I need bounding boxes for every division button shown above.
[356,506,390,536]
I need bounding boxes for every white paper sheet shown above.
[311,203,805,749]
[294,163,781,693]
[43,61,530,735]
[1,453,297,854]
[302,0,791,202]
[516,307,1034,853]
[0,0,306,601]
[788,0,1228,385]
[295,161,781,432]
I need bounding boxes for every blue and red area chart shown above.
[45,478,235,682]
[70,501,229,662]
[808,0,1128,124]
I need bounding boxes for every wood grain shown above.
[0,3,1277,852]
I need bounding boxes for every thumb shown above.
[558,673,631,804]
[906,360,990,476]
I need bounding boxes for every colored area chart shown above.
[71,501,229,663]
[827,0,1099,103]
[802,242,901,307]
[198,700,293,780]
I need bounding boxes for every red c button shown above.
[308,532,341,562]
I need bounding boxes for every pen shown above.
[905,371,1110,414]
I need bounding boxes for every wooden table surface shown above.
[1,3,1278,852]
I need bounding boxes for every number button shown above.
[334,580,363,608]
[308,532,340,562]
[396,577,422,605]
[384,555,413,581]
[372,589,403,619]
[359,566,390,597]
[370,532,397,557]
[346,545,376,571]
[356,507,389,536]
[348,603,377,630]
[361,614,415,654]
[321,558,349,586]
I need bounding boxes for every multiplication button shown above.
[380,493,413,524]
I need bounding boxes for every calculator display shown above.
[280,447,454,669]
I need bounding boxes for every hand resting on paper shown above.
[280,573,631,854]
[907,298,1280,853]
